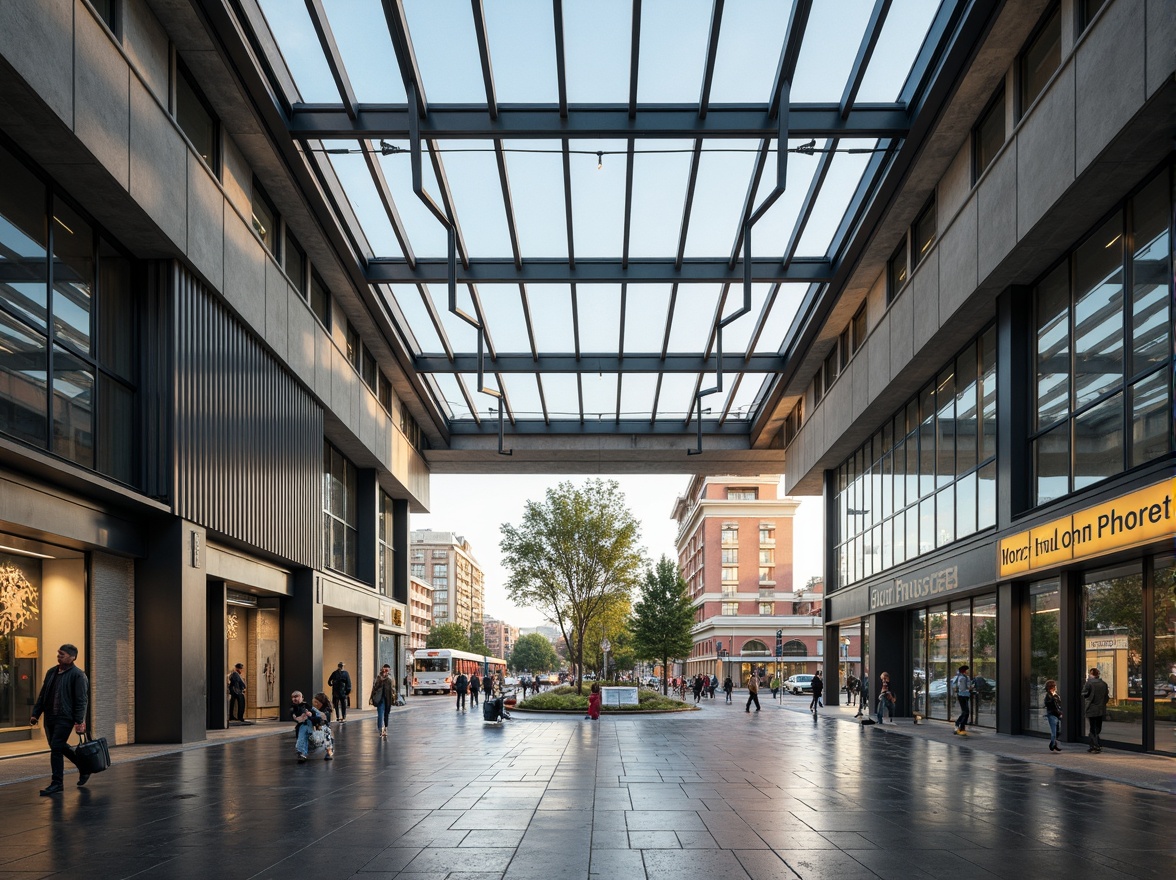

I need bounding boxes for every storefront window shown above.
[1152,555,1176,755]
[1027,580,1060,735]
[927,605,949,721]
[972,596,997,729]
[1084,563,1144,747]
[949,601,971,723]
[322,442,358,577]
[912,609,927,716]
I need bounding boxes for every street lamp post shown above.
[601,638,611,684]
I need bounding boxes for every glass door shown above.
[1152,555,1175,754]
[972,595,997,728]
[1084,563,1144,747]
[1027,580,1060,734]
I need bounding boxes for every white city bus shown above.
[411,648,507,695]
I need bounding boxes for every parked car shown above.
[784,674,814,695]
[645,677,661,688]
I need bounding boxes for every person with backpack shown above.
[953,665,974,736]
[327,661,351,723]
[723,676,733,703]
[469,672,481,707]
[455,671,469,711]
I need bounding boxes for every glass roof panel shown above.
[523,285,576,353]
[752,284,809,354]
[708,0,791,103]
[628,141,694,258]
[789,0,874,102]
[501,141,568,259]
[500,373,544,420]
[425,284,480,352]
[322,143,398,259]
[795,141,876,257]
[458,374,503,412]
[320,0,407,102]
[717,283,773,354]
[429,140,512,258]
[576,285,622,353]
[684,142,759,258]
[665,284,721,353]
[655,373,701,421]
[256,1,338,103]
[619,372,659,419]
[581,372,619,418]
[570,141,628,258]
[635,0,712,102]
[482,0,558,102]
[370,144,449,258]
[402,0,485,102]
[622,285,673,353]
[539,373,580,420]
[857,0,944,102]
[747,139,822,256]
[475,285,531,353]
[432,373,471,419]
[564,0,633,103]
[728,372,771,419]
[382,284,442,354]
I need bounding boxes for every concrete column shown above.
[88,552,135,745]
[281,569,322,720]
[822,623,841,698]
[206,579,227,730]
[996,581,1023,735]
[134,518,207,743]
[392,498,409,605]
[868,610,907,716]
[356,469,377,587]
[1058,570,1084,743]
[996,286,1031,529]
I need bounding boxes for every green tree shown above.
[468,621,490,655]
[510,632,559,673]
[426,622,472,651]
[584,594,633,681]
[631,555,695,695]
[500,479,645,693]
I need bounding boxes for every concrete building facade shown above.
[408,575,433,653]
[776,0,1176,752]
[483,617,520,663]
[409,531,485,633]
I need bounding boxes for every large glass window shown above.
[1084,563,1144,747]
[322,441,358,577]
[1018,6,1061,116]
[1153,555,1176,755]
[973,88,1005,181]
[912,609,927,717]
[378,491,394,597]
[0,145,136,481]
[833,326,996,587]
[1029,167,1173,505]
[972,595,997,729]
[1027,580,1061,735]
[887,235,908,303]
[927,606,949,722]
[175,60,218,171]
[912,198,937,269]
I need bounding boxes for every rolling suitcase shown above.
[75,731,111,774]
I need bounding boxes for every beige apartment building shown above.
[408,575,433,652]
[483,617,520,662]
[410,531,485,632]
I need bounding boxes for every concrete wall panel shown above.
[867,311,891,405]
[938,143,972,228]
[313,324,332,402]
[264,261,289,362]
[1075,0,1146,173]
[331,347,354,429]
[976,138,1016,281]
[129,76,186,247]
[940,199,978,321]
[1017,64,1076,233]
[121,0,169,106]
[186,153,223,291]
[222,202,265,331]
[0,0,73,125]
[222,134,252,219]
[285,298,315,384]
[911,248,941,352]
[851,353,869,421]
[73,8,128,188]
[1145,0,1176,98]
[888,284,913,380]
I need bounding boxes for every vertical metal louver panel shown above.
[171,264,322,568]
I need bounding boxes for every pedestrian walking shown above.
[692,674,703,703]
[370,664,395,738]
[1082,667,1109,753]
[745,674,761,712]
[30,644,90,795]
[953,665,974,735]
[810,671,824,713]
[876,671,894,723]
[328,662,351,722]
[1044,680,1063,751]
[770,675,781,698]
[470,673,481,706]
[228,663,251,725]
[845,674,858,706]
[856,675,869,718]
[709,674,718,699]
[723,676,733,703]
[455,671,469,711]
[586,682,602,720]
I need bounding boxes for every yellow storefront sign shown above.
[998,478,1175,578]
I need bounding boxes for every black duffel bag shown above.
[75,731,111,774]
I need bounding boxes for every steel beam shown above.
[446,418,753,436]
[367,256,832,284]
[287,104,910,139]
[413,353,781,374]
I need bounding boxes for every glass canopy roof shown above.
[238,0,962,447]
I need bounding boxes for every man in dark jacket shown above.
[810,671,824,713]
[455,672,469,711]
[31,644,90,795]
[1082,667,1110,753]
[327,662,351,722]
[228,663,251,725]
[469,673,481,707]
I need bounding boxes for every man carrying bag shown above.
[31,644,95,795]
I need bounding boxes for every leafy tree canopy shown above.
[426,622,472,651]
[500,479,645,693]
[468,621,490,655]
[510,632,559,673]
[631,555,695,694]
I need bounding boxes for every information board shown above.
[601,687,639,706]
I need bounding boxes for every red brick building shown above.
[672,476,851,686]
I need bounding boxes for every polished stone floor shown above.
[0,695,1172,880]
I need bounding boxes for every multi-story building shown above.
[410,531,485,632]
[483,617,520,662]
[672,476,859,686]
[408,576,433,653]
[780,1,1176,753]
